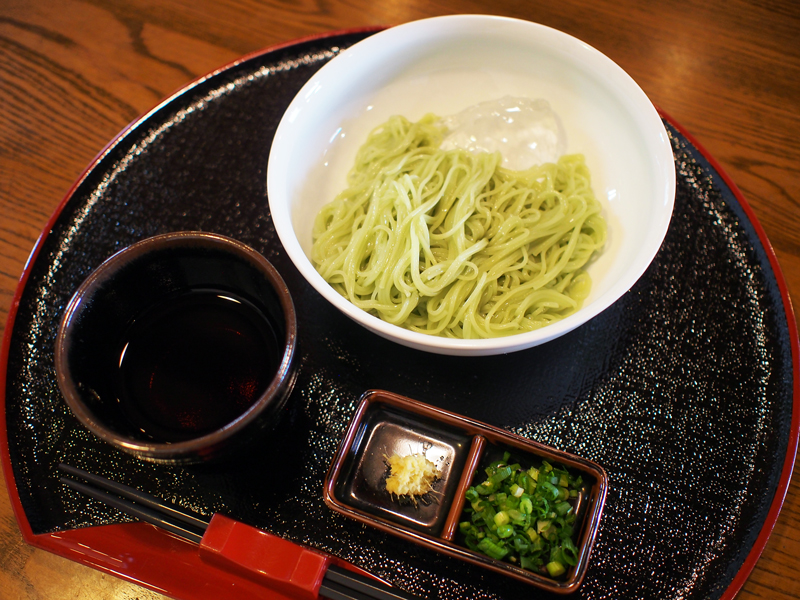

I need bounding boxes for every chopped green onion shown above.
[494,511,510,527]
[561,539,579,566]
[519,497,533,515]
[512,534,530,553]
[477,537,508,560]
[489,465,513,486]
[525,527,539,542]
[476,481,493,495]
[555,501,572,516]
[539,481,559,500]
[457,451,585,579]
[496,523,514,538]
[537,519,552,534]
[546,561,566,577]
[507,509,526,525]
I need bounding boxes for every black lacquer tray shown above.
[2,30,798,600]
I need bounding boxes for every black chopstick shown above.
[322,565,420,600]
[58,464,421,600]
[59,463,208,537]
[59,474,206,544]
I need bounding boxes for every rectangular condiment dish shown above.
[323,390,608,594]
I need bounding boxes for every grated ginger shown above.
[384,453,440,498]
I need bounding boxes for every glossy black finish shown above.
[2,31,796,600]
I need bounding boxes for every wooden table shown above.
[1,1,798,598]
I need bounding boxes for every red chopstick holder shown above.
[200,514,330,599]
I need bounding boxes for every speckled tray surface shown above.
[2,30,797,600]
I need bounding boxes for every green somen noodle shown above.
[311,113,607,339]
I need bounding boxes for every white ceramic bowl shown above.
[267,15,675,356]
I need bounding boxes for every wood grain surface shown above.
[1,1,798,598]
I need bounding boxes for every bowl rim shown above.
[268,14,676,355]
[54,231,298,459]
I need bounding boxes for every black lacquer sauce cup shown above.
[55,232,297,464]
